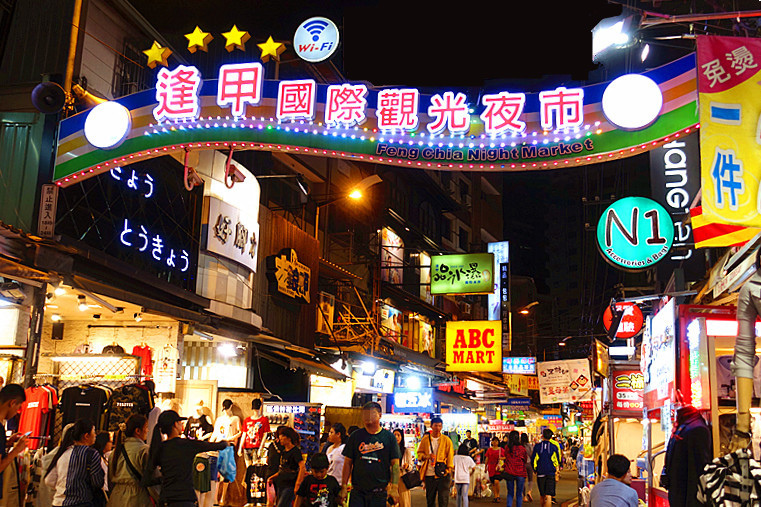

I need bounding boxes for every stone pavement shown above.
[409,471,580,506]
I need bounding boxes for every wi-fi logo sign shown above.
[304,19,329,42]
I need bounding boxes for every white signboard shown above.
[38,184,58,238]
[641,298,676,409]
[537,358,593,404]
[206,197,260,272]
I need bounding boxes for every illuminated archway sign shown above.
[54,54,698,186]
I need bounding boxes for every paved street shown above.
[409,472,579,506]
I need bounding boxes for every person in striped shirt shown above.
[44,418,106,507]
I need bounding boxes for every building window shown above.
[112,40,153,98]
[459,180,470,202]
[442,217,452,240]
[419,201,436,238]
[458,227,469,250]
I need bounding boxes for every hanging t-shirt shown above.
[19,386,54,450]
[185,415,214,440]
[60,386,109,427]
[241,416,271,449]
[155,345,178,393]
[132,345,153,377]
[296,474,341,507]
[105,384,153,431]
[342,428,400,492]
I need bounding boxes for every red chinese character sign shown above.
[55,54,699,187]
[602,302,644,339]
[611,369,644,416]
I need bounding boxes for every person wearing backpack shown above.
[107,414,152,506]
[417,417,454,507]
[531,429,561,507]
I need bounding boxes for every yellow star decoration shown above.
[185,26,213,53]
[257,36,286,62]
[143,41,172,68]
[222,25,251,52]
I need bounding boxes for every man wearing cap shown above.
[143,410,228,506]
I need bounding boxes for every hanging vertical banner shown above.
[697,35,761,227]
[648,133,705,281]
[487,241,509,320]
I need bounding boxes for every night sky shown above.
[129,0,621,87]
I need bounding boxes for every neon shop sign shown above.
[114,171,190,273]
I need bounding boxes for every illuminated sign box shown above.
[445,320,502,372]
[503,357,536,375]
[393,388,434,414]
[431,253,494,295]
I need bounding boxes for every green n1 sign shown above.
[597,197,674,270]
[431,253,494,295]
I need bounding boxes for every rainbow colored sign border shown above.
[54,54,698,186]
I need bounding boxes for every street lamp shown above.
[313,175,382,239]
[517,301,539,315]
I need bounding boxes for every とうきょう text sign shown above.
[446,320,502,372]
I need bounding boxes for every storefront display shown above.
[380,413,425,464]
[263,402,322,468]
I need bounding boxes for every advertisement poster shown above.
[381,228,404,284]
[697,35,761,227]
[641,298,676,409]
[431,253,494,295]
[380,304,402,341]
[504,374,528,396]
[419,252,433,304]
[537,358,592,404]
[611,368,645,416]
[445,320,502,372]
[419,320,434,358]
[316,291,335,334]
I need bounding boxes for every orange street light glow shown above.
[348,189,362,199]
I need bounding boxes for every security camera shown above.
[226,165,246,183]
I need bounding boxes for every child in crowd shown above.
[454,444,477,507]
[295,453,341,507]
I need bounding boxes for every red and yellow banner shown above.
[698,35,761,226]
[445,321,502,372]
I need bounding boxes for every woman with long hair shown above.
[92,432,112,498]
[142,410,228,507]
[106,414,151,506]
[504,431,528,507]
[484,436,505,502]
[394,429,413,507]
[267,426,306,507]
[44,419,106,507]
[520,432,534,503]
[326,423,347,485]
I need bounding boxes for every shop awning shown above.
[434,390,479,410]
[255,346,348,381]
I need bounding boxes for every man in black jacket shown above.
[661,406,712,507]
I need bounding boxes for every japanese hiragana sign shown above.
[445,320,502,372]
[431,253,494,295]
[266,248,311,303]
[537,358,592,404]
[697,35,761,226]
[611,368,644,416]
[54,54,698,186]
[54,158,201,291]
[596,197,674,270]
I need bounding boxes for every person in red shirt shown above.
[484,437,505,502]
[503,431,528,507]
